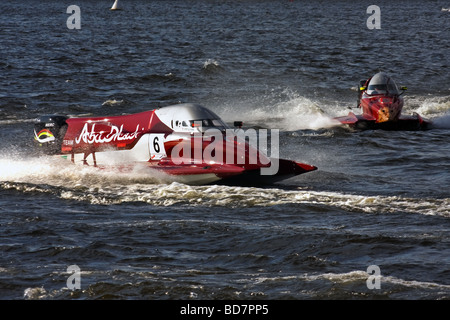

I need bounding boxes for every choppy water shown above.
[1,0,449,301]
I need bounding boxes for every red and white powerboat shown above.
[334,72,431,130]
[33,103,317,185]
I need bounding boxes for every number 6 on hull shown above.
[149,134,167,160]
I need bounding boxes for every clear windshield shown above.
[367,84,388,95]
[366,73,399,95]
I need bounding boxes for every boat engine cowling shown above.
[33,115,68,154]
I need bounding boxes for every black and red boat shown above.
[334,72,431,130]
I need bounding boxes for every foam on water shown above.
[1,155,447,216]
[402,95,450,129]
[218,90,342,131]
[218,89,450,132]
[0,155,174,189]
[431,114,450,129]
[268,95,341,131]
[236,91,450,131]
[409,95,450,117]
[23,268,450,299]
[252,270,450,292]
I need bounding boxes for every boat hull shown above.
[335,112,431,131]
[35,104,317,186]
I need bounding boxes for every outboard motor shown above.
[33,115,68,154]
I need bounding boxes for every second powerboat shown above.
[334,72,431,130]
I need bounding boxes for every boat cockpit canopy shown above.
[366,72,400,96]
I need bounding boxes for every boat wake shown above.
[430,113,450,129]
[1,155,447,217]
[0,154,173,188]
[217,90,341,131]
[216,87,450,132]
[22,265,450,300]
[291,94,450,131]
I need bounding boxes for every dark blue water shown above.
[1,0,449,301]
